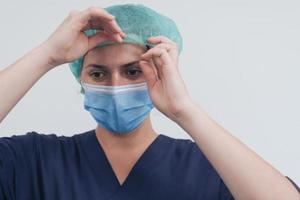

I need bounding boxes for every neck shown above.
[95,116,158,152]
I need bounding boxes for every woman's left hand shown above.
[139,36,195,122]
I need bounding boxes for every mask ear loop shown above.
[79,52,90,95]
[80,81,85,94]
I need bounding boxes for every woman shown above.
[0,4,299,200]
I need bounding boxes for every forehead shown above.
[82,43,147,68]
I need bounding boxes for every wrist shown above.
[173,100,202,124]
[36,42,59,69]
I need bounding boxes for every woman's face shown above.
[80,43,148,86]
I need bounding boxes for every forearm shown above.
[0,7,124,125]
[0,43,54,123]
[175,103,300,200]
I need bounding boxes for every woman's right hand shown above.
[0,6,125,123]
[42,6,125,67]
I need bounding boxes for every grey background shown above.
[0,0,299,184]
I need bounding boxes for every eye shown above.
[89,70,107,80]
[125,67,142,78]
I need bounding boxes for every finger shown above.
[81,18,104,30]
[153,43,179,64]
[82,26,123,43]
[82,18,126,38]
[147,37,179,63]
[107,32,123,43]
[151,51,164,71]
[78,7,115,23]
[79,14,124,42]
[141,48,174,80]
[76,7,123,35]
[120,31,126,38]
[105,19,124,34]
[141,48,173,67]
[98,22,124,42]
[147,36,177,46]
[139,60,158,87]
[149,50,164,80]
[68,9,80,17]
[148,58,159,79]
[146,58,160,80]
[87,31,114,50]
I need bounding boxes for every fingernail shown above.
[118,35,123,42]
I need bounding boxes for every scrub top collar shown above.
[77,129,172,197]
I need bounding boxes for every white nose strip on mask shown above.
[81,82,148,94]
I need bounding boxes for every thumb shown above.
[87,31,113,50]
[139,60,157,88]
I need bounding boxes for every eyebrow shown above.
[84,60,140,70]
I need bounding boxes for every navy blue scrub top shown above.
[0,129,299,200]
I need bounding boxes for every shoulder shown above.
[161,134,227,178]
[160,134,218,176]
[0,131,40,156]
[0,131,40,144]
[0,131,69,148]
[160,134,232,198]
[160,134,206,162]
[0,130,93,155]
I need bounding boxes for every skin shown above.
[0,6,299,199]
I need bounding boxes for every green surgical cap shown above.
[68,3,183,94]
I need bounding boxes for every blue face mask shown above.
[81,82,154,135]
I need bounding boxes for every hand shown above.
[41,6,125,67]
[139,36,195,122]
